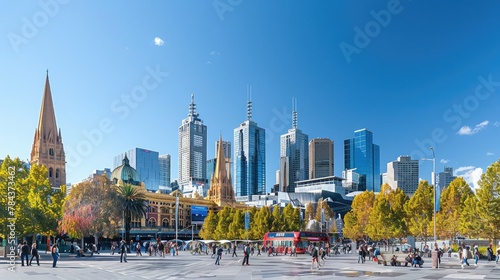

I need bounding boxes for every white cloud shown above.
[440,159,449,164]
[487,152,495,156]
[494,121,500,127]
[455,166,483,189]
[210,51,220,56]
[457,120,489,135]
[154,37,164,46]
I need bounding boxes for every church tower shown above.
[208,135,235,206]
[30,71,66,189]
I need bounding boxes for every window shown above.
[49,148,54,156]
[148,218,156,227]
[162,219,169,228]
[56,169,59,178]
[49,168,53,178]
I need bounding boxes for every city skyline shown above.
[2,1,500,192]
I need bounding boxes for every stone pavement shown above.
[1,250,500,279]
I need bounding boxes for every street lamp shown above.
[422,147,436,244]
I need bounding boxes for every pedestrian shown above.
[51,243,59,268]
[215,247,223,265]
[212,244,217,258]
[119,240,128,263]
[487,244,494,262]
[136,242,142,256]
[257,244,261,256]
[358,246,364,263]
[496,246,500,264]
[242,243,250,265]
[461,245,470,269]
[311,243,320,270]
[30,243,40,266]
[93,243,99,255]
[20,241,30,266]
[473,245,479,266]
[110,242,116,255]
[232,243,238,257]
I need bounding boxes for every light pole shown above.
[422,147,436,244]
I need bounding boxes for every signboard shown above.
[244,212,250,230]
[191,205,208,225]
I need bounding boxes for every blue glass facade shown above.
[344,129,380,192]
[280,128,309,192]
[113,148,160,191]
[233,120,266,197]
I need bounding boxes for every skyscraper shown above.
[30,71,66,189]
[113,148,160,191]
[279,99,308,193]
[309,138,334,179]
[234,95,266,197]
[344,128,381,192]
[437,167,456,190]
[178,95,207,191]
[386,156,419,194]
[158,154,171,188]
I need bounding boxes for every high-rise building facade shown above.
[437,167,456,190]
[30,71,66,189]
[344,128,380,192]
[279,100,308,193]
[234,98,266,197]
[113,148,160,191]
[386,156,419,194]
[158,154,171,188]
[178,95,207,190]
[309,138,334,179]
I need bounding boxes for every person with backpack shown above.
[242,243,250,265]
[311,243,320,270]
[215,247,223,265]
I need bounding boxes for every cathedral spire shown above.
[37,70,60,143]
[214,134,227,182]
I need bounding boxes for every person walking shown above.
[215,247,223,265]
[487,244,494,262]
[30,243,40,266]
[461,245,470,269]
[51,244,59,268]
[119,240,128,263]
[20,241,30,266]
[242,243,250,265]
[232,243,238,257]
[311,244,320,270]
[136,242,143,256]
[473,245,480,266]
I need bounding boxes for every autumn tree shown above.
[62,175,121,244]
[474,159,500,241]
[252,206,272,238]
[304,202,315,229]
[342,191,375,241]
[59,203,94,241]
[387,186,409,239]
[227,209,244,239]
[435,177,474,239]
[366,184,393,241]
[405,180,433,243]
[282,203,300,231]
[271,205,283,232]
[215,206,233,239]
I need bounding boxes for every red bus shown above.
[263,231,330,254]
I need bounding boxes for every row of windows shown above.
[48,168,62,178]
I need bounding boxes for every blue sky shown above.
[1,0,499,191]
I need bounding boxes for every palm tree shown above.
[117,184,146,247]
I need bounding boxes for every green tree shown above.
[387,186,409,239]
[282,204,300,231]
[253,206,272,238]
[475,159,500,240]
[0,156,30,238]
[116,184,146,245]
[227,209,244,239]
[436,177,474,239]
[199,210,218,240]
[271,205,283,231]
[215,206,233,239]
[405,180,433,243]
[459,195,480,237]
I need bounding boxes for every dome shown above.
[111,155,141,186]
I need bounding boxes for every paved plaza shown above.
[1,250,500,280]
